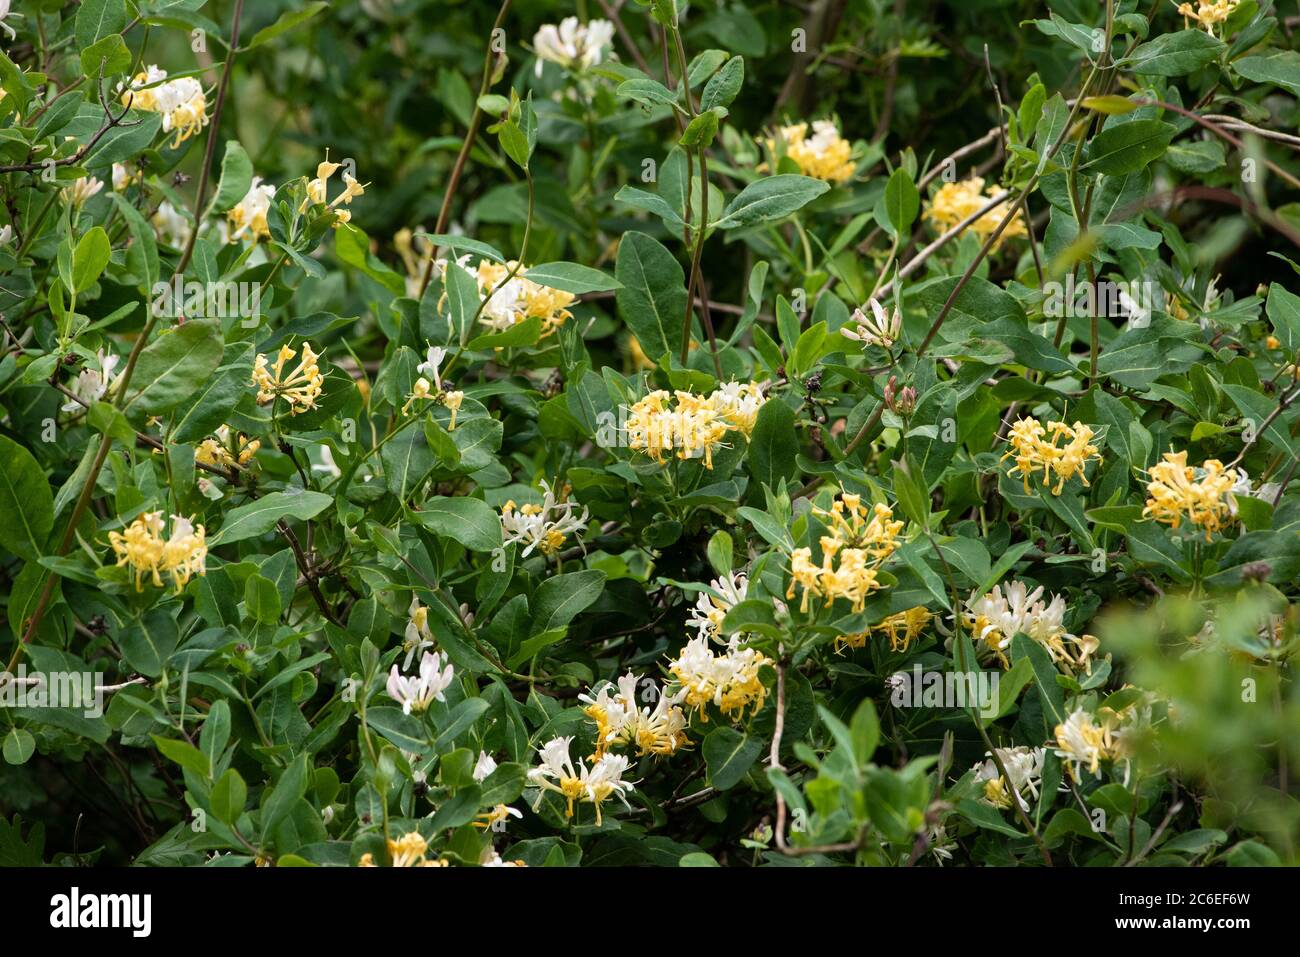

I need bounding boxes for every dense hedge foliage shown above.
[1,0,1299,868]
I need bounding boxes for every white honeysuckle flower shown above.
[687,571,749,643]
[500,480,589,558]
[841,298,902,349]
[472,751,498,782]
[416,345,447,390]
[1053,707,1114,779]
[0,224,12,246]
[401,596,435,670]
[385,650,454,715]
[150,200,191,248]
[533,17,615,76]
[64,176,104,207]
[62,350,120,412]
[227,176,276,242]
[0,0,21,42]
[973,746,1045,811]
[580,752,635,824]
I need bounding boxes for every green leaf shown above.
[246,1,329,50]
[75,0,127,53]
[209,140,254,214]
[700,56,744,112]
[712,175,829,230]
[522,263,620,294]
[244,574,281,624]
[1011,632,1067,734]
[746,399,798,490]
[120,320,224,418]
[117,608,180,678]
[531,570,607,634]
[80,33,132,78]
[211,768,248,825]
[616,78,681,111]
[702,726,762,790]
[0,435,54,562]
[1266,283,1300,354]
[2,729,35,766]
[261,754,310,838]
[408,496,502,552]
[152,735,211,778]
[72,227,111,293]
[1234,51,1300,97]
[1123,29,1223,76]
[883,167,920,237]
[679,110,720,149]
[1082,120,1175,175]
[615,231,687,362]
[209,491,334,546]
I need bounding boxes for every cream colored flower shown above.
[533,18,615,75]
[251,342,324,413]
[962,580,1098,673]
[385,650,455,715]
[119,66,208,147]
[974,746,1045,811]
[1143,450,1241,540]
[924,176,1026,248]
[500,480,589,558]
[765,120,856,183]
[841,298,902,350]
[687,571,748,643]
[667,636,771,723]
[1002,416,1102,495]
[227,177,276,243]
[63,176,104,207]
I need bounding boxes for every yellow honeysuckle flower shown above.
[1001,416,1102,495]
[108,512,207,593]
[251,342,324,414]
[1142,450,1242,540]
[764,120,856,183]
[924,176,1026,248]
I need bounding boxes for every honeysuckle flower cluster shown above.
[403,345,464,428]
[1053,707,1117,780]
[580,672,690,758]
[687,571,748,642]
[836,605,932,654]
[527,736,634,825]
[499,479,589,558]
[532,17,616,75]
[252,342,325,413]
[764,120,856,183]
[402,597,435,669]
[195,424,261,470]
[1002,416,1102,495]
[974,746,1045,811]
[109,512,207,594]
[60,349,119,412]
[358,831,446,867]
[667,635,772,722]
[924,176,1027,247]
[301,151,367,227]
[841,297,902,350]
[962,580,1099,673]
[626,383,768,469]
[788,494,904,614]
[1142,451,1243,540]
[227,177,276,243]
[472,260,576,337]
[385,649,455,715]
[1176,0,1240,34]
[119,66,208,147]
